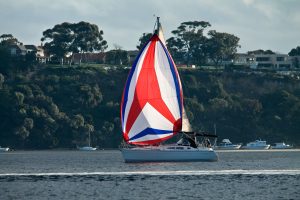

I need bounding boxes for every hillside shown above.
[1,65,300,149]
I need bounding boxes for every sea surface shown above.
[0,149,300,200]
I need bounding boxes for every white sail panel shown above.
[130,133,173,143]
[121,34,183,145]
[128,103,174,142]
[155,41,181,120]
[122,43,150,133]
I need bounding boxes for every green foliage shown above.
[0,34,21,46]
[105,49,129,65]
[0,34,36,73]
[206,30,240,65]
[288,46,300,56]
[136,33,152,50]
[1,64,300,149]
[248,49,275,55]
[41,21,108,64]
[288,46,300,68]
[167,21,211,66]
[166,21,241,67]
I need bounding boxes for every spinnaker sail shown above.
[121,25,183,145]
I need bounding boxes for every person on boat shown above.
[204,138,211,148]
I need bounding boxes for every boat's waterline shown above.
[121,147,218,162]
[1,169,300,177]
[215,149,300,152]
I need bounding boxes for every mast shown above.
[88,132,91,147]
[155,17,160,34]
[155,17,166,45]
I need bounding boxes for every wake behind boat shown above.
[120,17,218,162]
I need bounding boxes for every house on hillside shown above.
[9,44,27,56]
[250,53,292,69]
[7,44,50,63]
[36,46,49,63]
[127,50,139,64]
[233,52,295,69]
[24,45,38,54]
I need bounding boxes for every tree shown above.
[41,22,74,65]
[41,21,108,65]
[248,49,275,55]
[0,34,22,46]
[288,46,300,68]
[136,33,152,50]
[0,46,12,73]
[70,21,108,65]
[167,21,211,66]
[105,45,129,65]
[205,30,240,66]
[288,46,300,56]
[0,73,4,89]
[71,21,108,53]
[166,36,186,64]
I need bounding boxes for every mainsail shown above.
[121,19,183,145]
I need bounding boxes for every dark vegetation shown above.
[1,20,300,149]
[0,64,300,149]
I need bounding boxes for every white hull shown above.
[271,143,292,149]
[121,146,218,162]
[242,145,270,150]
[0,147,9,152]
[242,140,270,150]
[78,146,97,151]
[271,147,292,149]
[215,145,241,150]
[271,146,292,149]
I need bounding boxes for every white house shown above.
[234,53,294,69]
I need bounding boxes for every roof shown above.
[9,44,27,51]
[25,45,38,51]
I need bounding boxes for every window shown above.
[257,63,273,68]
[276,57,284,61]
[256,57,270,61]
[167,147,175,149]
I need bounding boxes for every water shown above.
[1,150,300,200]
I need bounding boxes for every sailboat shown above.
[78,132,97,151]
[120,18,218,162]
[0,146,10,152]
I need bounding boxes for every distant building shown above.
[233,52,295,69]
[7,44,50,63]
[24,45,38,54]
[36,46,50,63]
[253,53,292,68]
[9,44,27,56]
[127,50,139,64]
